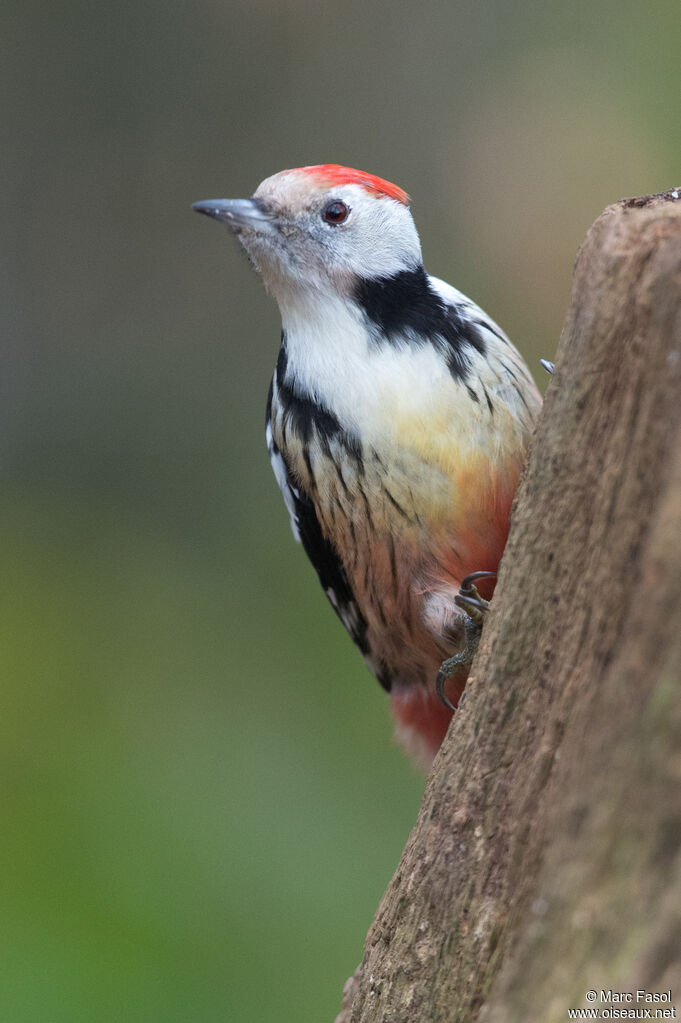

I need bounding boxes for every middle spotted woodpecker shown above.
[194,165,542,767]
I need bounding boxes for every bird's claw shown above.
[454,570,496,623]
[436,570,496,710]
[435,665,459,712]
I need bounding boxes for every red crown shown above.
[297,164,409,205]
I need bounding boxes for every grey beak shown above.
[192,198,271,228]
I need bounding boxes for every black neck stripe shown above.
[353,265,486,381]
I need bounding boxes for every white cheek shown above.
[335,200,421,280]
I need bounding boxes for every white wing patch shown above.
[428,274,541,426]
[428,275,510,343]
[326,586,364,636]
[266,421,301,542]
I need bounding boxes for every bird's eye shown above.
[323,200,349,225]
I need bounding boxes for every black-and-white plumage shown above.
[265,380,371,663]
[194,164,541,765]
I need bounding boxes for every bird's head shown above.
[193,165,422,301]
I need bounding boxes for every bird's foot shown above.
[436,571,496,712]
[453,569,495,622]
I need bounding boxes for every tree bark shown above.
[335,189,681,1023]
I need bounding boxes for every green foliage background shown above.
[2,1,679,1019]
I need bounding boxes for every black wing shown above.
[265,402,371,664]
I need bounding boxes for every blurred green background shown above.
[2,1,679,1019]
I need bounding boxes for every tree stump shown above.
[335,190,681,1023]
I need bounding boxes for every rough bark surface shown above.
[335,190,681,1023]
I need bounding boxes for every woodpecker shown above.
[194,165,541,767]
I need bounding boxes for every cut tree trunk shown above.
[335,190,681,1023]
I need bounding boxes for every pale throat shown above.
[276,286,376,417]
